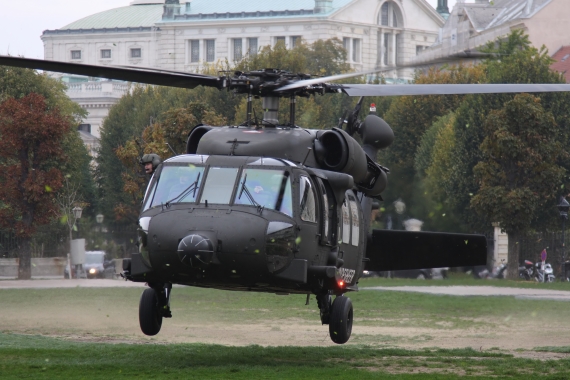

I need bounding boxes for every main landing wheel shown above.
[139,288,163,336]
[329,296,353,344]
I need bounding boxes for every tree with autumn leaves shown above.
[113,103,227,222]
[0,93,72,279]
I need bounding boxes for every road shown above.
[364,285,570,301]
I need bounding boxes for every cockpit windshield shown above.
[146,164,205,209]
[234,168,293,217]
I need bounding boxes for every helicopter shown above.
[2,55,570,344]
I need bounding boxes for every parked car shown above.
[64,251,115,279]
[361,268,448,280]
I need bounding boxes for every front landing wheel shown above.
[139,288,163,336]
[329,296,353,344]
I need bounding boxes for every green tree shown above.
[447,30,570,230]
[471,94,565,279]
[379,65,486,229]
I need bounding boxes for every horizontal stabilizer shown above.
[365,230,487,271]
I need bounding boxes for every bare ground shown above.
[2,280,570,358]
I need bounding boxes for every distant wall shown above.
[0,257,67,278]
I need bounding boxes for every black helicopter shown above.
[2,55,570,344]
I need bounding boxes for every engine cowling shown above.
[314,128,367,183]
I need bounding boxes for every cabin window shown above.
[234,168,293,217]
[341,199,351,244]
[299,176,317,223]
[147,164,205,208]
[201,167,239,204]
[348,195,360,246]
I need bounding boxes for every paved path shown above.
[364,286,570,301]
[0,279,145,289]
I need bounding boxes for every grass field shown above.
[1,333,570,379]
[1,277,570,378]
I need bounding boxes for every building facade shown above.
[410,0,570,70]
[41,0,447,142]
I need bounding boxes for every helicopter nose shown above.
[177,234,215,267]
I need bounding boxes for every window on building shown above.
[71,50,81,60]
[290,36,301,48]
[100,49,111,59]
[352,39,361,63]
[233,38,243,61]
[380,3,389,26]
[205,39,215,62]
[379,1,401,28]
[248,38,258,56]
[393,9,398,27]
[78,124,91,133]
[130,48,142,58]
[274,36,286,47]
[343,37,350,59]
[416,45,424,55]
[190,40,200,62]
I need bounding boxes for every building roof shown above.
[551,46,570,83]
[463,0,552,32]
[54,0,353,31]
[61,4,163,29]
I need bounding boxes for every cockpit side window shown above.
[234,168,293,217]
[147,164,205,209]
[341,198,351,244]
[299,176,317,223]
[348,194,360,246]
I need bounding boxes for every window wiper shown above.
[165,172,201,206]
[238,174,261,207]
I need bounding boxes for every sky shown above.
[0,0,457,60]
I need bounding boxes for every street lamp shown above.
[96,213,104,224]
[557,197,569,281]
[72,206,83,220]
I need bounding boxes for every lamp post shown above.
[557,197,569,281]
[71,206,83,278]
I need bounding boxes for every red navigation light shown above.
[338,280,345,288]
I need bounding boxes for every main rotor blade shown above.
[275,69,382,92]
[341,83,570,97]
[0,55,225,89]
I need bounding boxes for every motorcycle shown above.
[533,261,555,283]
[518,260,534,281]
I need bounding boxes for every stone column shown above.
[391,32,397,66]
[379,30,385,67]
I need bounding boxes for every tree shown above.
[113,102,226,221]
[446,30,570,230]
[471,94,565,279]
[0,93,71,279]
[378,65,486,229]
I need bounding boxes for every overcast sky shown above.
[0,0,457,59]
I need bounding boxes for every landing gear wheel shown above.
[328,296,353,344]
[139,288,163,336]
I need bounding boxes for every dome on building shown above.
[60,4,164,30]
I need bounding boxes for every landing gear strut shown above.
[316,292,353,344]
[139,283,172,336]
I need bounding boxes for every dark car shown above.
[64,251,115,279]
